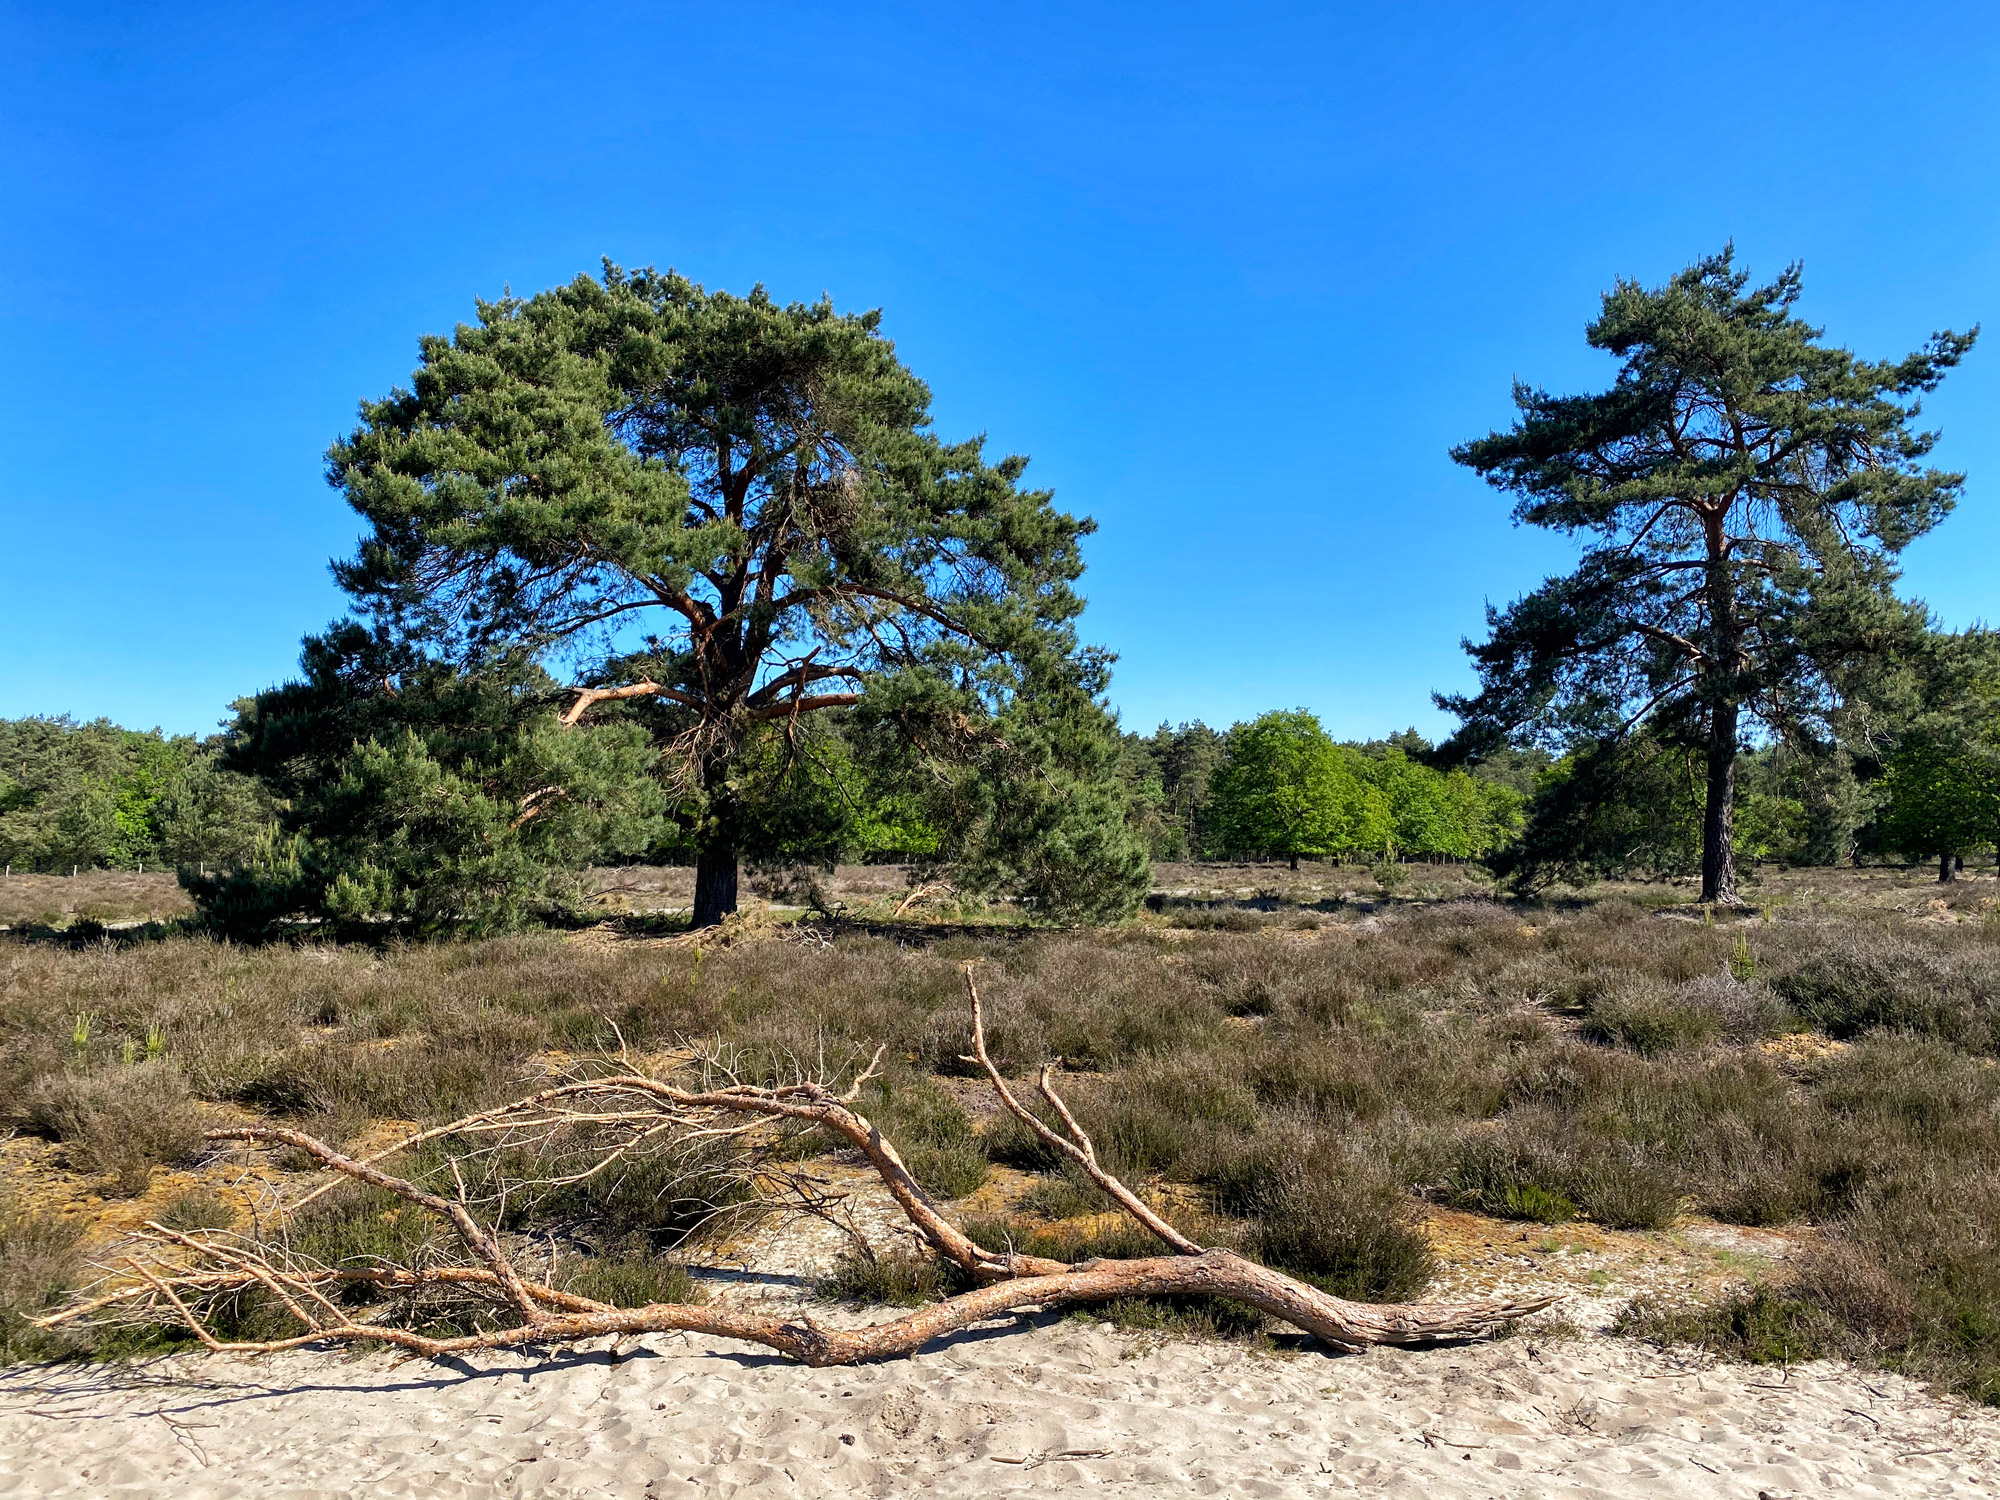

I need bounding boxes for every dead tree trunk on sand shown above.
[40,971,1549,1366]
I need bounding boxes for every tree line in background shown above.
[7,246,1993,934]
[0,718,268,877]
[8,626,1994,917]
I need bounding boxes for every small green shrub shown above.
[961,1216,1265,1336]
[1616,1286,1830,1365]
[1730,934,1758,983]
[285,1183,440,1281]
[1450,1136,1577,1224]
[1018,1161,1105,1220]
[1771,942,2000,1052]
[524,1142,756,1250]
[1572,1152,1681,1230]
[1451,1123,1678,1230]
[155,1190,238,1232]
[0,1198,86,1360]
[1495,1181,1578,1224]
[814,1249,969,1306]
[1082,1293,1268,1339]
[558,1241,697,1308]
[982,1110,1065,1171]
[856,1076,988,1199]
[905,1137,990,1200]
[1584,984,1724,1055]
[1253,1164,1435,1301]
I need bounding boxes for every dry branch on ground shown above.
[37,969,1551,1366]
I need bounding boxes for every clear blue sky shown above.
[3,1,1995,740]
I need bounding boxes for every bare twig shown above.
[957,966,1201,1255]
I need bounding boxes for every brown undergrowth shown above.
[2,864,1998,1395]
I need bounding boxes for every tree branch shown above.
[740,693,863,723]
[560,680,703,726]
[958,966,1203,1256]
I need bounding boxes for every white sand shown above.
[4,1318,1997,1498]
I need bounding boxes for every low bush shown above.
[518,1140,758,1251]
[0,1197,85,1360]
[814,1248,973,1307]
[1771,941,2000,1053]
[1449,1113,1680,1230]
[1449,1133,1579,1224]
[558,1238,698,1308]
[854,1075,987,1200]
[21,1063,208,1195]
[1583,981,1726,1054]
[1017,1162,1106,1220]
[960,1216,1268,1338]
[1250,1154,1435,1301]
[155,1190,238,1232]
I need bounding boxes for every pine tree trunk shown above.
[693,843,739,926]
[1939,851,1957,884]
[1700,698,1740,905]
[1697,503,1744,908]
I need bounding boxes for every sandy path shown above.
[3,1319,1996,1499]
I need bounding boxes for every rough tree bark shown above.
[41,970,1551,1365]
[692,844,740,927]
[1700,698,1740,905]
[1697,502,1743,908]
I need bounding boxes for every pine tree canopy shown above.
[325,264,1144,924]
[1441,246,1975,902]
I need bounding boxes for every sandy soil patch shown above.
[5,1317,1998,1499]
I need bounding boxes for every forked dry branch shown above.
[38,968,1552,1365]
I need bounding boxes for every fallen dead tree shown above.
[38,968,1551,1365]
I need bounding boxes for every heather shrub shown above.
[1771,937,2000,1052]
[156,1190,238,1232]
[1583,978,1726,1054]
[21,1062,208,1195]
[558,1240,698,1308]
[1250,1151,1435,1300]
[854,1074,987,1199]
[815,1248,974,1306]
[0,1197,85,1360]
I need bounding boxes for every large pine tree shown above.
[328,265,1146,925]
[1443,248,1974,902]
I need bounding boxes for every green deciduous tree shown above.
[1444,247,1975,904]
[0,718,268,875]
[328,264,1144,925]
[1204,715,1525,868]
[1207,711,1381,867]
